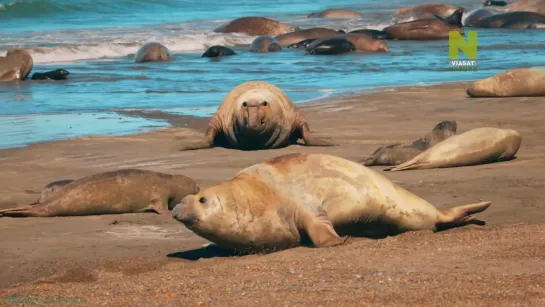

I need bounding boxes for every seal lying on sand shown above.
[135,42,172,63]
[306,37,356,55]
[361,120,457,166]
[394,3,461,18]
[467,68,545,97]
[275,28,342,46]
[0,169,199,217]
[179,81,334,151]
[0,48,33,82]
[249,35,282,53]
[384,18,463,40]
[384,128,521,172]
[307,9,363,19]
[172,153,491,253]
[307,33,390,53]
[31,69,70,81]
[202,46,236,58]
[214,17,298,36]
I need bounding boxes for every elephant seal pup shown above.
[361,120,457,166]
[202,46,236,58]
[307,9,363,19]
[179,81,334,151]
[31,69,70,81]
[213,17,297,36]
[306,37,356,55]
[384,128,521,172]
[275,27,341,46]
[384,18,463,40]
[349,29,392,40]
[249,35,282,53]
[0,169,199,217]
[467,68,545,97]
[172,153,491,253]
[394,3,461,18]
[473,11,545,28]
[463,8,493,27]
[0,48,33,82]
[135,42,172,63]
[307,33,390,53]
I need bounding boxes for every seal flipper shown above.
[179,125,218,151]
[299,204,346,248]
[435,201,491,231]
[0,205,46,217]
[299,122,336,147]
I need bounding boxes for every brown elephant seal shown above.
[213,17,298,36]
[307,9,363,19]
[361,120,457,166]
[384,18,463,40]
[172,153,491,253]
[0,169,199,217]
[384,128,521,172]
[0,48,33,81]
[307,33,390,53]
[394,4,461,18]
[249,35,282,53]
[275,27,341,46]
[135,42,172,63]
[463,8,494,27]
[179,81,334,151]
[472,11,545,28]
[467,68,545,97]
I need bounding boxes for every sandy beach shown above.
[1,82,544,305]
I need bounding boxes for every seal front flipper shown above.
[298,204,346,248]
[299,122,336,147]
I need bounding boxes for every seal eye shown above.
[242,102,248,107]
[199,197,206,204]
[262,101,268,106]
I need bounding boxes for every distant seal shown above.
[484,0,508,6]
[306,37,356,55]
[202,46,236,58]
[384,128,521,171]
[31,69,70,81]
[249,35,282,53]
[467,68,545,97]
[349,29,392,40]
[394,4,461,18]
[0,48,33,82]
[507,0,545,14]
[135,42,172,63]
[307,33,390,53]
[172,153,491,253]
[275,27,341,46]
[472,11,545,28]
[287,38,318,49]
[463,8,494,27]
[179,81,334,151]
[360,120,457,166]
[384,18,463,40]
[0,169,199,217]
[307,9,364,19]
[213,17,298,36]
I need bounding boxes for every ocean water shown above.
[1,0,545,148]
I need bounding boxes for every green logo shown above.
[448,31,478,71]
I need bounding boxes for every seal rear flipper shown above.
[383,157,427,171]
[435,201,491,231]
[0,206,44,217]
[299,204,346,248]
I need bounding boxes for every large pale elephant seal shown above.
[394,4,461,18]
[473,11,545,28]
[179,81,334,151]
[213,17,298,36]
[384,128,521,172]
[463,8,494,27]
[0,48,33,82]
[275,28,341,46]
[202,46,236,58]
[306,37,356,55]
[360,120,457,166]
[307,9,363,19]
[31,69,70,81]
[0,169,199,217]
[467,68,545,97]
[307,33,390,53]
[172,153,491,253]
[135,42,172,63]
[384,18,463,40]
[249,35,282,53]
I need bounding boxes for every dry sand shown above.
[0,82,544,306]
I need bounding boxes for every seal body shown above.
[172,153,491,253]
[0,48,33,81]
[249,35,282,53]
[202,46,236,58]
[31,69,70,81]
[384,128,522,171]
[307,33,390,53]
[349,29,392,40]
[508,0,545,15]
[467,68,545,97]
[463,9,493,27]
[0,169,199,217]
[384,19,463,40]
[307,9,363,19]
[213,17,297,36]
[306,37,356,55]
[361,120,457,166]
[275,28,340,46]
[135,42,172,63]
[394,4,460,18]
[474,11,545,28]
[179,81,334,151]
[287,38,318,49]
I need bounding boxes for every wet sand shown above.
[1,82,544,306]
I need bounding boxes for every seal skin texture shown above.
[384,127,522,171]
[0,169,199,217]
[213,17,298,36]
[0,48,33,81]
[306,37,356,55]
[307,9,364,19]
[202,46,236,58]
[307,33,390,53]
[361,120,457,166]
[249,35,282,53]
[467,68,545,97]
[179,81,335,151]
[31,69,70,81]
[275,28,341,46]
[384,18,464,40]
[172,153,491,254]
[135,42,172,63]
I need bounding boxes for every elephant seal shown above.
[307,9,363,19]
[249,35,282,53]
[307,33,390,53]
[360,120,457,166]
[463,8,494,27]
[349,29,392,40]
[275,28,341,46]
[473,11,545,28]
[435,7,465,27]
[306,37,356,55]
[0,169,199,217]
[172,153,491,253]
[394,4,461,18]
[0,48,33,82]
[507,0,545,15]
[179,81,334,151]
[484,0,508,6]
[31,69,70,81]
[467,68,545,97]
[202,46,236,58]
[384,128,521,172]
[384,18,463,40]
[135,42,172,63]
[213,17,297,36]
[287,38,318,49]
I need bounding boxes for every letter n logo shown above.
[449,31,477,59]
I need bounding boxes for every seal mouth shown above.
[175,213,201,227]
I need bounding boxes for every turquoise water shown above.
[1,0,545,148]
